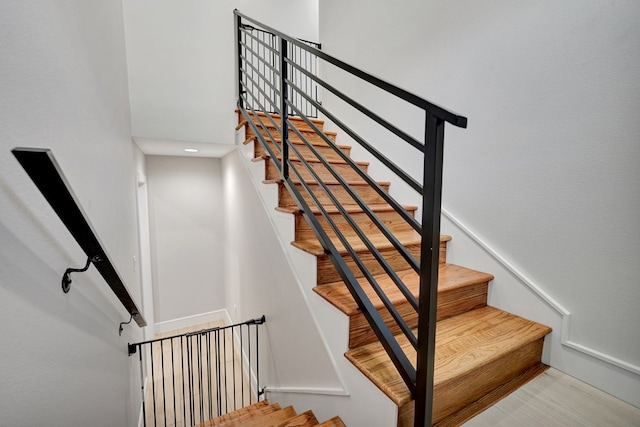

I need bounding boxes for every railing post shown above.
[415,110,446,426]
[235,11,244,109]
[279,36,289,180]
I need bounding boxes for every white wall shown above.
[222,148,344,391]
[319,0,640,406]
[122,0,319,145]
[0,1,144,426]
[146,156,225,323]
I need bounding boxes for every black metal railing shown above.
[237,21,321,118]
[12,148,146,327]
[235,11,467,426]
[128,316,265,427]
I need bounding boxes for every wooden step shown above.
[243,406,298,427]
[314,264,493,348]
[297,235,450,286]
[241,110,326,132]
[200,400,346,427]
[258,155,369,182]
[275,409,319,426]
[245,120,337,146]
[277,180,391,208]
[203,401,280,426]
[317,416,347,427]
[282,203,418,243]
[252,137,352,163]
[344,306,552,425]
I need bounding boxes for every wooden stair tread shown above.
[253,154,369,167]
[317,416,347,426]
[276,203,418,216]
[292,230,447,256]
[265,178,389,187]
[252,121,337,138]
[344,306,552,407]
[206,401,280,426]
[247,135,351,150]
[241,110,326,128]
[313,264,494,316]
[275,409,319,426]
[243,406,298,427]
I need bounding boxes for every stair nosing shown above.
[275,203,419,215]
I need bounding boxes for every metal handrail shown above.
[12,148,146,327]
[235,10,467,426]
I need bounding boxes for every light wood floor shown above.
[462,368,640,426]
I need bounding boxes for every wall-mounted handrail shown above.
[12,147,146,327]
[235,10,467,426]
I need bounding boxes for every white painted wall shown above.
[146,156,226,323]
[122,0,319,145]
[319,0,640,406]
[0,1,144,426]
[221,148,344,391]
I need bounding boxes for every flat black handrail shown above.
[12,148,146,327]
[235,10,467,426]
[235,10,467,129]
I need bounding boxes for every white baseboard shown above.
[153,309,231,334]
[264,386,349,396]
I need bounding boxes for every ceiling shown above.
[134,138,237,158]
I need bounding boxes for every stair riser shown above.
[264,159,368,182]
[315,239,448,285]
[397,339,546,427]
[254,139,351,163]
[316,244,419,285]
[247,126,336,146]
[294,209,417,243]
[278,182,390,208]
[348,282,489,348]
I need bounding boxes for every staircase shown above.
[240,111,552,426]
[196,400,346,427]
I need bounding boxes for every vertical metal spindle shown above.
[235,12,243,110]
[223,327,228,413]
[138,347,147,427]
[280,36,289,180]
[415,110,446,427]
[232,325,237,411]
[240,325,244,406]
[217,328,223,415]
[187,335,194,425]
[256,324,262,401]
[170,338,176,426]
[181,336,186,426]
[198,334,204,423]
[248,324,253,404]
[207,331,213,420]
[150,344,157,427]
[160,341,166,427]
